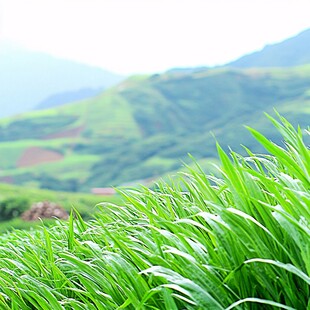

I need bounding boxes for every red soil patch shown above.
[0,176,14,184]
[17,147,64,168]
[44,126,84,139]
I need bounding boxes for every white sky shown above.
[1,0,310,75]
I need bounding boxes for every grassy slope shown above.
[0,115,308,309]
[0,66,310,191]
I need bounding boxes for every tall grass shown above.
[0,113,309,309]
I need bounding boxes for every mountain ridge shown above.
[35,87,104,110]
[227,28,310,68]
[0,41,124,117]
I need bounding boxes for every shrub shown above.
[0,197,30,221]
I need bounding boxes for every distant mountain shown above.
[35,88,103,110]
[166,66,208,75]
[0,41,124,117]
[227,28,310,68]
[0,65,309,192]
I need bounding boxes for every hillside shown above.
[227,28,310,68]
[35,88,103,110]
[0,65,310,192]
[0,41,124,117]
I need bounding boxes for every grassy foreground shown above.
[0,114,309,309]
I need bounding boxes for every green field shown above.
[0,115,308,309]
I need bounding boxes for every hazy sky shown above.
[1,0,310,75]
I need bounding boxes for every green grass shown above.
[0,113,308,308]
[0,145,25,168]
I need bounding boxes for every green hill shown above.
[0,66,310,192]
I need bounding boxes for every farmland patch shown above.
[17,147,64,168]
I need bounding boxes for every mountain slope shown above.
[0,66,310,192]
[35,88,103,110]
[227,28,310,68]
[0,41,124,117]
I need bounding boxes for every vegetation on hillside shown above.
[1,66,310,192]
[0,114,308,309]
[0,183,121,233]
